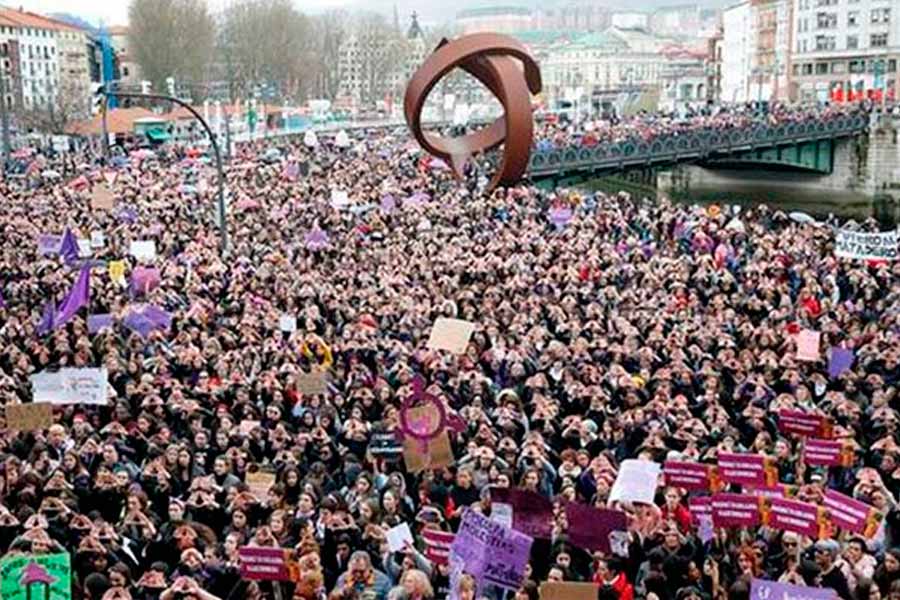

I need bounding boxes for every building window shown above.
[847,11,858,26]
[815,35,836,50]
[847,35,858,48]
[803,63,814,75]
[816,12,837,28]
[871,8,890,23]
[831,61,846,74]
[849,59,865,73]
[889,59,897,72]
[871,33,888,47]
[816,63,828,74]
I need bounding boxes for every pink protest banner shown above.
[663,460,712,491]
[796,329,821,362]
[689,496,712,526]
[823,490,880,537]
[711,494,761,528]
[765,497,821,538]
[717,452,776,488]
[778,409,833,439]
[238,546,293,581]
[804,439,851,467]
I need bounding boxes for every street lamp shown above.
[100,83,230,255]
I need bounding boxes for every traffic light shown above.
[90,82,105,115]
[140,80,152,95]
[166,77,175,97]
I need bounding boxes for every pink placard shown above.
[804,439,844,466]
[711,493,760,528]
[796,329,821,362]
[717,452,771,487]
[663,460,711,491]
[768,496,819,538]
[823,490,874,535]
[238,547,290,581]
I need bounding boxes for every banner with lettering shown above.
[835,228,898,261]
[688,496,713,526]
[750,578,835,600]
[663,460,714,491]
[450,509,533,591]
[764,497,822,538]
[711,493,761,528]
[804,439,853,467]
[777,409,833,438]
[716,452,777,488]
[823,490,881,537]
[238,547,293,581]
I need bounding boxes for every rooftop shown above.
[67,107,158,136]
[0,6,85,33]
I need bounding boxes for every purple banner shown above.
[450,509,532,591]
[491,487,553,539]
[750,579,835,600]
[717,452,775,487]
[564,502,627,554]
[823,490,876,535]
[238,547,290,581]
[711,493,760,528]
[767,497,820,538]
[87,314,114,334]
[663,460,711,491]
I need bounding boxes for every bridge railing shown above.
[526,113,870,177]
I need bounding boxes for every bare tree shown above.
[18,79,90,134]
[128,0,215,94]
[343,12,409,106]
[220,0,312,101]
[306,10,348,100]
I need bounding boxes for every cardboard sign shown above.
[426,318,475,354]
[129,240,157,262]
[296,371,328,396]
[403,430,453,473]
[540,583,599,600]
[238,546,292,581]
[246,471,276,501]
[5,403,53,431]
[90,185,115,210]
[0,552,71,600]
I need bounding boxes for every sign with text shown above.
[750,578,836,600]
[716,452,776,488]
[804,439,852,467]
[129,240,157,262]
[296,371,328,396]
[765,496,821,538]
[609,459,660,504]
[711,493,761,528]
[238,547,292,581]
[663,460,712,491]
[450,509,533,591]
[823,490,880,537]
[30,368,108,405]
[778,409,833,438]
[835,228,898,260]
[245,472,276,502]
[539,582,598,600]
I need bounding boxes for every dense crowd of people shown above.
[0,104,898,600]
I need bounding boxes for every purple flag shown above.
[87,314,114,334]
[123,305,172,339]
[36,301,57,336]
[59,228,79,263]
[549,207,573,227]
[564,502,627,553]
[750,579,836,600]
[304,228,330,251]
[828,347,854,379]
[55,265,91,328]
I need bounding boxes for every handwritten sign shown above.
[835,228,898,260]
[451,509,533,591]
[245,471,276,502]
[540,583,598,600]
[296,371,328,396]
[30,368,108,405]
[426,318,475,354]
[609,459,660,504]
[796,329,821,362]
[5,403,53,431]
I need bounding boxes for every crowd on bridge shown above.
[0,103,897,600]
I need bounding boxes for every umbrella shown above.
[789,212,818,225]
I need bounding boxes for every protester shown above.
[0,102,897,600]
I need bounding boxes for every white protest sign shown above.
[608,459,661,504]
[304,130,318,148]
[31,368,109,405]
[129,240,157,262]
[426,318,475,354]
[330,190,349,209]
[278,314,296,333]
[835,228,898,260]
[77,239,92,258]
[385,523,414,553]
[335,130,350,148]
[90,231,106,248]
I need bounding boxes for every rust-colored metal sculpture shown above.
[404,32,542,192]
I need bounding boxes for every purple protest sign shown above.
[118,207,138,224]
[238,546,291,581]
[123,305,172,339]
[87,314,114,334]
[711,493,761,528]
[750,579,835,600]
[491,487,553,539]
[828,347,854,379]
[767,496,820,538]
[823,490,879,536]
[717,452,776,487]
[450,509,532,591]
[689,496,713,525]
[304,228,330,251]
[663,460,711,491]
[37,234,61,256]
[380,194,397,213]
[130,266,161,296]
[564,502,627,553]
[549,206,573,227]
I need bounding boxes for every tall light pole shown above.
[101,86,230,255]
[0,57,11,167]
